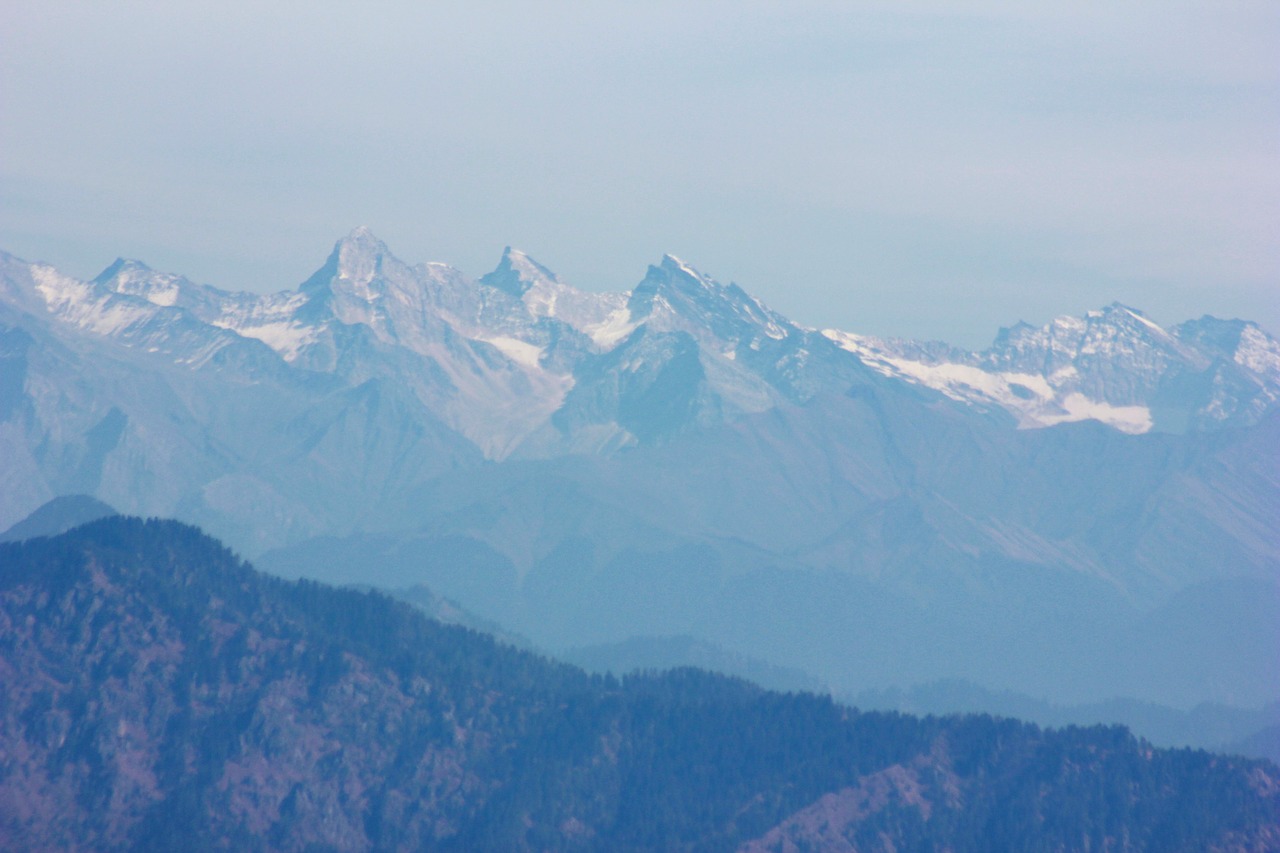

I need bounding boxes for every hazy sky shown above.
[2,2,1276,346]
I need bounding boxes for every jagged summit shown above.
[1178,315,1262,354]
[480,246,560,297]
[346,224,380,241]
[86,257,200,310]
[4,233,1278,442]
[1093,301,1146,316]
[92,257,152,285]
[623,253,792,345]
[656,253,716,289]
[1086,302,1178,338]
[296,226,409,302]
[991,303,1190,374]
[333,226,393,288]
[630,254,715,311]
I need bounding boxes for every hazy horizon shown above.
[3,2,1277,347]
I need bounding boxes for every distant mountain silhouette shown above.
[0,494,117,542]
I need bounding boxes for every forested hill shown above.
[1,518,1277,851]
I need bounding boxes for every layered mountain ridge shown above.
[11,227,1275,460]
[2,517,1276,850]
[1,230,1277,711]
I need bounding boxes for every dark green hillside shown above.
[1,518,1276,851]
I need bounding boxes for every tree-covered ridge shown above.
[1,517,1276,851]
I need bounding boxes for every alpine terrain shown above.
[1,229,1276,725]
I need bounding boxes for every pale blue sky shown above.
[2,1,1276,346]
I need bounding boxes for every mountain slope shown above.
[262,390,1278,707]
[2,518,1277,851]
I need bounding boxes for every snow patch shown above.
[33,266,94,311]
[482,336,544,369]
[1039,394,1152,434]
[882,359,1054,407]
[586,308,637,349]
[218,321,318,361]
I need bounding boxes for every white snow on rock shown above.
[206,291,319,362]
[586,308,638,348]
[824,327,1145,431]
[481,336,545,369]
[223,321,318,361]
[1038,394,1152,434]
[33,265,153,337]
[111,268,181,307]
[1235,325,1280,377]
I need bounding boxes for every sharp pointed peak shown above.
[322,226,402,291]
[336,225,389,252]
[1102,301,1145,316]
[92,257,153,284]
[500,245,549,270]
[481,246,560,296]
[1086,303,1172,336]
[1080,301,1144,319]
[659,252,694,272]
[652,253,715,287]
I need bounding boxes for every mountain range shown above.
[1,230,1276,715]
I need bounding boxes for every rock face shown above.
[1,518,1277,851]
